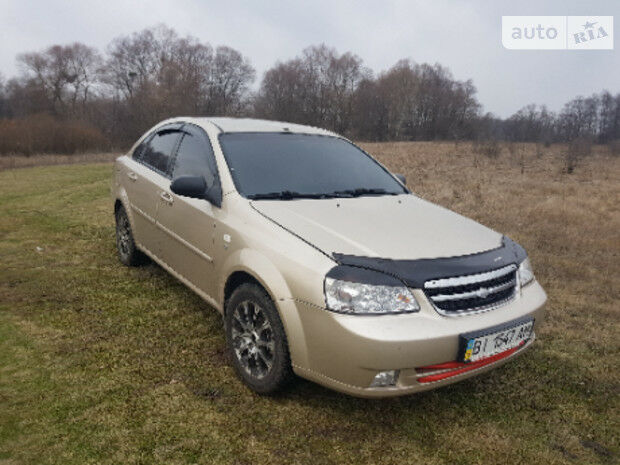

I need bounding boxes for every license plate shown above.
[459,318,534,363]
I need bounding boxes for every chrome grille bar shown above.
[424,264,517,289]
[423,264,518,316]
[430,279,516,302]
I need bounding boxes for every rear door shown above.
[123,124,182,256]
[155,124,220,298]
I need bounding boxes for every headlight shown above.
[324,266,420,314]
[518,258,535,287]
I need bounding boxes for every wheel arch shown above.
[224,271,269,310]
[114,198,123,215]
[113,187,135,230]
[219,250,309,368]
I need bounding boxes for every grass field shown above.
[0,142,618,464]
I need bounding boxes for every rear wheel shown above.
[225,283,294,394]
[115,206,146,266]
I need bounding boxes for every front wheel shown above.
[225,283,294,394]
[115,206,146,266]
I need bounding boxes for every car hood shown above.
[251,194,503,260]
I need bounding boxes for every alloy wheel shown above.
[231,300,275,379]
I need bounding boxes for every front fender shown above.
[114,186,136,233]
[218,248,310,368]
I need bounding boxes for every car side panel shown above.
[116,156,165,252]
[155,188,219,299]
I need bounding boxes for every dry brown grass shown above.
[364,141,620,386]
[0,152,119,171]
[0,114,111,155]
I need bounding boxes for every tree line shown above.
[492,92,620,144]
[0,24,618,154]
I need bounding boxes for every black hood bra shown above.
[331,236,527,288]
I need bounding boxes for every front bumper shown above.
[289,280,547,398]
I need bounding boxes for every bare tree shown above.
[350,60,481,141]
[254,58,307,123]
[157,36,213,115]
[64,43,103,116]
[503,91,620,144]
[504,104,556,143]
[255,45,366,134]
[599,91,620,143]
[558,95,600,141]
[18,46,68,114]
[102,25,255,143]
[104,25,177,99]
[351,78,388,140]
[300,45,367,132]
[16,42,101,117]
[374,60,419,140]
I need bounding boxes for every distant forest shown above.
[0,25,618,154]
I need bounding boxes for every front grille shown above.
[424,264,518,315]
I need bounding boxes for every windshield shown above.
[219,133,408,199]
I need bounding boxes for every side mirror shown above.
[170,175,207,199]
[170,175,223,207]
[394,173,407,185]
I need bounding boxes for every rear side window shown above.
[172,126,218,187]
[132,137,149,161]
[141,130,181,175]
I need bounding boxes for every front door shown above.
[155,124,220,299]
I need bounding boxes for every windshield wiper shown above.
[247,190,334,200]
[329,188,399,198]
[247,188,400,200]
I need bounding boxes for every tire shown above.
[225,283,294,394]
[115,206,146,266]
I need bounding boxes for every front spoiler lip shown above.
[416,338,529,383]
[292,336,535,398]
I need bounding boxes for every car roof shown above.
[163,117,339,137]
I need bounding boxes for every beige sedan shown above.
[112,117,547,397]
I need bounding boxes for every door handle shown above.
[127,172,138,181]
[160,191,174,205]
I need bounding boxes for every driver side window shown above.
[172,125,218,188]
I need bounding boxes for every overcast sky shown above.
[0,0,617,117]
